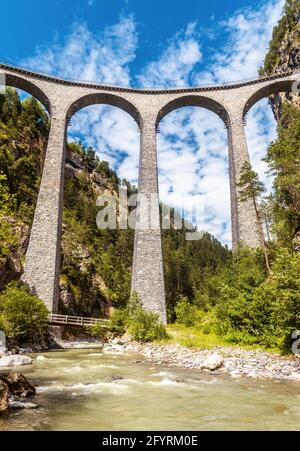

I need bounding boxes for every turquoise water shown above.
[1,348,300,431]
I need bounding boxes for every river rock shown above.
[0,372,36,398]
[0,380,9,417]
[111,375,124,381]
[201,353,224,371]
[0,355,33,367]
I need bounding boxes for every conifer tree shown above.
[237,161,271,274]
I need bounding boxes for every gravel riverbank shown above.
[1,336,300,382]
[103,339,300,382]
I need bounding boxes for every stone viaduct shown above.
[0,63,299,323]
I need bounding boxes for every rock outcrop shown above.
[262,3,300,119]
[0,372,37,418]
[0,380,9,417]
[0,372,36,398]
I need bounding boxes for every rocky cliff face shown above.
[60,149,120,317]
[261,1,300,120]
[0,149,118,317]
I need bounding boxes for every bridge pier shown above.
[227,109,263,249]
[131,116,167,324]
[22,110,67,312]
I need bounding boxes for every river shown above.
[1,347,300,431]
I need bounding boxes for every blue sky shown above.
[0,0,286,246]
[1,0,269,79]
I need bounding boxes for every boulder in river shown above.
[0,372,36,398]
[201,353,224,371]
[0,355,33,367]
[0,380,9,418]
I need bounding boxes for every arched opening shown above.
[0,81,50,288]
[243,78,300,244]
[61,98,140,317]
[156,99,231,319]
[3,73,51,115]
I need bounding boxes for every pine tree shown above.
[237,161,271,274]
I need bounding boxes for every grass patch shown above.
[164,324,280,353]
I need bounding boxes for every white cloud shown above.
[194,0,285,84]
[22,15,137,86]
[70,105,139,181]
[137,23,202,88]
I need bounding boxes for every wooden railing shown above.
[48,313,110,328]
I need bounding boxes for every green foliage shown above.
[0,88,49,224]
[109,292,168,342]
[174,296,199,327]
[237,162,271,273]
[109,309,127,335]
[0,172,17,260]
[127,308,168,342]
[62,148,135,314]
[0,217,17,260]
[210,247,300,351]
[0,282,49,344]
[68,141,85,157]
[0,172,16,213]
[85,322,109,341]
[264,103,300,245]
[126,292,168,342]
[237,161,266,203]
[162,226,230,320]
[260,0,299,75]
[126,291,143,316]
[263,249,300,349]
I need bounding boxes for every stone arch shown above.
[243,78,299,117]
[3,72,51,115]
[67,92,142,127]
[156,94,229,126]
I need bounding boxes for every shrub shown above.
[264,249,300,351]
[213,247,300,352]
[110,292,168,342]
[126,291,143,316]
[128,308,168,342]
[85,322,109,341]
[0,282,49,344]
[109,309,127,335]
[126,292,168,342]
[175,296,198,327]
